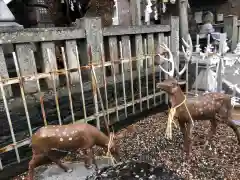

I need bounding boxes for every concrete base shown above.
[0,21,23,30]
[34,158,112,180]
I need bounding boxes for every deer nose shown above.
[156,82,164,89]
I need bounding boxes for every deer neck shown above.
[96,132,110,148]
[169,88,185,108]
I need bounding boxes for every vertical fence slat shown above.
[121,36,131,71]
[0,46,12,99]
[65,40,80,84]
[100,43,109,123]
[164,36,170,104]
[135,35,143,111]
[119,41,128,117]
[12,52,32,136]
[147,33,155,106]
[170,16,180,75]
[144,38,149,109]
[0,77,20,163]
[157,33,165,103]
[15,43,38,93]
[41,42,59,88]
[84,17,103,129]
[46,49,62,125]
[61,47,75,123]
[108,37,120,74]
[128,39,135,114]
[108,37,119,121]
[74,46,87,120]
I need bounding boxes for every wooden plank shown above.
[84,17,104,129]
[121,36,131,71]
[170,16,180,73]
[15,43,38,93]
[156,33,165,103]
[135,35,144,70]
[84,17,104,83]
[147,34,154,67]
[103,24,170,36]
[108,37,120,74]
[65,40,80,84]
[40,42,59,88]
[0,46,12,99]
[0,28,85,44]
[224,15,238,51]
[130,0,141,25]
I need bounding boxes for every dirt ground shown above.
[14,111,240,180]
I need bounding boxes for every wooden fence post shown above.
[40,42,59,88]
[170,16,180,73]
[224,15,238,51]
[15,43,38,93]
[0,46,12,99]
[84,17,104,129]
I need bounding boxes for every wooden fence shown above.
[0,16,180,173]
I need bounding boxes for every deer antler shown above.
[179,34,193,76]
[156,44,175,77]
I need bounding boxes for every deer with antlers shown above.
[156,35,240,157]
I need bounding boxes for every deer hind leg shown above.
[226,119,240,145]
[204,119,217,148]
[45,151,72,173]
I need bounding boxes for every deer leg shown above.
[226,119,240,145]
[186,122,193,158]
[179,121,188,152]
[82,149,93,169]
[204,119,217,148]
[45,152,72,173]
[89,148,98,171]
[28,154,45,180]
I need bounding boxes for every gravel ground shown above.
[13,111,240,180]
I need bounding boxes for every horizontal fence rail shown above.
[0,16,180,171]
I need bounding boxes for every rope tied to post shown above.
[165,95,194,139]
[106,132,117,165]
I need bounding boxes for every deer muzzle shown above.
[156,82,170,91]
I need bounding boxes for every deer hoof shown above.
[67,168,73,173]
[85,165,93,169]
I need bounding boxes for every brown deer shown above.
[156,35,240,157]
[28,123,120,180]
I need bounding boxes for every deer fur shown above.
[157,78,240,157]
[28,123,120,180]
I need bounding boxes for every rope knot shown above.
[165,95,194,139]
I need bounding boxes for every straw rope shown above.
[100,133,117,165]
[165,95,194,139]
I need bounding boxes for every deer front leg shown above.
[82,149,93,169]
[28,154,44,180]
[179,121,188,153]
[186,122,193,158]
[89,148,98,171]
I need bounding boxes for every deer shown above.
[28,123,120,180]
[156,34,240,158]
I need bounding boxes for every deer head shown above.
[156,34,193,94]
